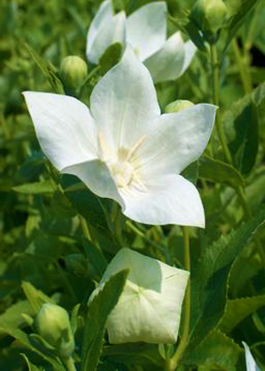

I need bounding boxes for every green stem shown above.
[63,356,76,371]
[237,187,252,219]
[233,39,252,94]
[210,43,233,164]
[210,43,265,264]
[210,44,252,218]
[165,227,191,371]
[126,220,166,255]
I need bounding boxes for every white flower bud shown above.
[165,100,194,114]
[35,303,75,358]
[90,248,189,344]
[60,56,88,90]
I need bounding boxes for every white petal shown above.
[121,174,205,227]
[180,40,197,76]
[126,2,167,61]
[137,104,217,176]
[99,248,190,344]
[23,92,98,171]
[62,159,124,207]
[87,11,126,65]
[243,342,261,371]
[144,32,185,83]
[86,0,114,61]
[90,47,160,152]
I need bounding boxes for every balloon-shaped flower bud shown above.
[60,56,88,90]
[35,303,75,358]
[191,0,227,38]
[165,100,194,114]
[90,248,189,344]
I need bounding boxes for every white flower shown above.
[23,48,216,227]
[243,342,261,371]
[86,0,126,65]
[86,0,196,83]
[89,248,190,344]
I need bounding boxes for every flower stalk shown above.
[165,226,191,371]
[232,39,252,95]
[63,356,76,371]
[210,43,232,164]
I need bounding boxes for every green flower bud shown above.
[165,100,194,114]
[60,56,88,90]
[191,0,228,36]
[35,303,75,358]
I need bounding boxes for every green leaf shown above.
[103,343,163,368]
[21,282,56,315]
[182,19,207,52]
[12,180,56,195]
[188,207,265,350]
[199,155,245,187]
[223,100,259,175]
[219,295,265,334]
[184,329,243,370]
[81,269,129,371]
[252,80,265,116]
[99,42,123,75]
[0,301,33,336]
[82,238,108,280]
[222,0,262,56]
[25,43,64,94]
[182,161,199,185]
[0,326,64,370]
[61,174,109,231]
[20,353,44,371]
[65,253,89,278]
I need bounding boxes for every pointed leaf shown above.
[12,180,56,195]
[0,301,33,334]
[61,174,109,231]
[99,42,123,75]
[81,269,129,371]
[82,238,108,279]
[199,155,245,187]
[0,327,64,370]
[188,207,265,349]
[25,43,64,94]
[222,0,262,56]
[184,329,242,370]
[219,295,265,334]
[21,282,56,315]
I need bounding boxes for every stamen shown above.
[126,136,147,162]
[98,131,112,159]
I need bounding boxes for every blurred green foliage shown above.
[1,0,265,370]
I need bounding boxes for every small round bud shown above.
[60,56,88,90]
[35,303,75,358]
[165,100,194,114]
[191,0,228,36]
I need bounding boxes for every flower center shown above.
[98,133,147,191]
[110,155,134,188]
